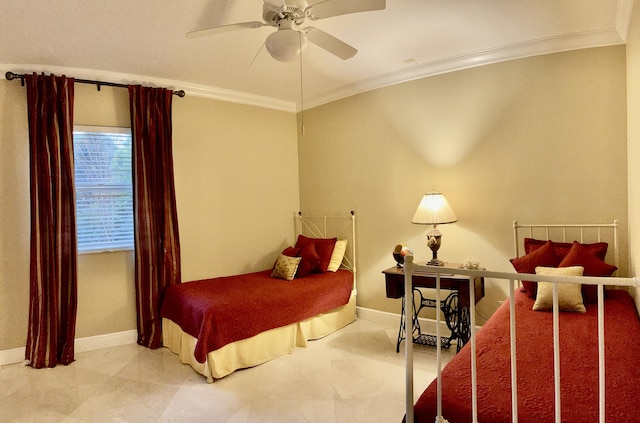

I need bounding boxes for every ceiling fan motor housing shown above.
[263,3,307,26]
[187,0,384,61]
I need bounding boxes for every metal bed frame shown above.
[296,210,357,296]
[403,221,635,423]
[513,220,619,269]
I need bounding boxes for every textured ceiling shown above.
[0,0,632,111]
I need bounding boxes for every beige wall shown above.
[0,82,299,350]
[298,46,628,320]
[173,96,300,280]
[0,42,630,351]
[0,78,31,351]
[627,4,640,309]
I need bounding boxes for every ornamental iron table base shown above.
[397,288,471,353]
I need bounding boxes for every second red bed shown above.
[413,289,640,422]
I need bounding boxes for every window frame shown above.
[73,125,134,254]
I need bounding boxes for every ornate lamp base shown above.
[427,258,444,266]
[426,225,444,266]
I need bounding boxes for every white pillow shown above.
[327,239,348,272]
[533,266,586,313]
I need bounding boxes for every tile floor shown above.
[0,318,454,423]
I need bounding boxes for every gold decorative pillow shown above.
[271,254,302,281]
[533,266,586,313]
[327,239,348,272]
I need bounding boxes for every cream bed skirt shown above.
[162,292,356,382]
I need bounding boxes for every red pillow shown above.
[278,246,299,269]
[558,241,618,304]
[279,244,320,278]
[281,246,299,257]
[295,242,320,278]
[524,238,608,261]
[294,235,337,273]
[510,240,561,298]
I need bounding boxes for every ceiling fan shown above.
[187,0,386,62]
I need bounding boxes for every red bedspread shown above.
[160,269,353,363]
[413,289,640,423]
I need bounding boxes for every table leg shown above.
[396,294,423,352]
[456,306,471,352]
[442,292,472,352]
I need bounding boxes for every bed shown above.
[403,221,640,423]
[160,211,357,382]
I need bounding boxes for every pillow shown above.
[510,240,561,298]
[327,239,348,272]
[533,266,586,313]
[295,242,320,278]
[524,238,608,261]
[294,235,337,273]
[280,245,317,278]
[271,254,301,281]
[558,241,618,303]
[281,246,299,257]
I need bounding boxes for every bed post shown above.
[513,221,520,258]
[613,219,619,270]
[296,211,302,238]
[404,255,415,423]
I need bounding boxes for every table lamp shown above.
[411,191,457,266]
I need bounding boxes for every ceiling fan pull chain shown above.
[299,30,305,135]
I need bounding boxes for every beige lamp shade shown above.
[411,192,457,225]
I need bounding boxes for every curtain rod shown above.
[5,71,185,97]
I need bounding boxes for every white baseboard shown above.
[356,306,451,335]
[0,329,137,367]
[356,305,400,326]
[75,329,137,354]
[0,347,25,367]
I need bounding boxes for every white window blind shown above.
[73,126,133,253]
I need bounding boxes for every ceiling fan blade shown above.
[186,21,265,39]
[307,0,385,20]
[304,27,357,60]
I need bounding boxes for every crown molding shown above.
[617,0,635,40]
[2,6,632,116]
[0,63,297,113]
[304,27,628,110]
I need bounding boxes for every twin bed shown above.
[404,221,640,423]
[158,214,640,423]
[160,212,357,381]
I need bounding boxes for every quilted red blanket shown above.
[413,289,640,423]
[160,269,353,363]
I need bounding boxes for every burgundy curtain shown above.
[129,85,181,348]
[25,73,77,368]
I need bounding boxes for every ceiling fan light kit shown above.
[266,19,308,62]
[187,0,386,62]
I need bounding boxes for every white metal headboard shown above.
[296,211,357,292]
[402,220,629,423]
[513,220,619,269]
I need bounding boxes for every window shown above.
[73,126,133,253]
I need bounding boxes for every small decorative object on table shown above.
[393,244,413,267]
[460,256,482,270]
